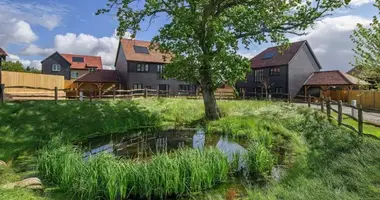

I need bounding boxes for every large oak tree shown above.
[98,0,349,120]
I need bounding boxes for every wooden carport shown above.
[303,70,370,102]
[74,70,121,98]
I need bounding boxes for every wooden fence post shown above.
[54,87,58,104]
[113,87,116,100]
[308,95,311,108]
[144,88,148,98]
[288,93,291,103]
[0,84,4,104]
[338,100,342,126]
[321,96,324,112]
[242,89,246,100]
[327,97,331,118]
[358,104,363,135]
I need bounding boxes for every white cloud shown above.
[20,44,54,56]
[6,53,42,70]
[0,19,38,46]
[350,0,375,6]
[290,15,371,72]
[0,0,69,30]
[26,30,132,69]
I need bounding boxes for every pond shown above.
[82,129,247,162]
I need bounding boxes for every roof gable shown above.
[120,39,171,63]
[251,41,306,68]
[0,47,8,57]
[61,54,103,69]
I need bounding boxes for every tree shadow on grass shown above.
[0,100,161,162]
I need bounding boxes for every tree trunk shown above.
[201,85,222,120]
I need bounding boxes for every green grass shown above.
[1,99,380,200]
[330,111,380,137]
[37,143,230,200]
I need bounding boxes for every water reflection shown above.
[83,130,247,160]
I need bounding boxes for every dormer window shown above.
[89,68,96,72]
[133,45,149,54]
[72,57,84,62]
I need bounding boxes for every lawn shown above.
[0,99,379,199]
[330,110,380,138]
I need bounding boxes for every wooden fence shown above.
[0,86,236,102]
[329,90,380,110]
[1,71,65,99]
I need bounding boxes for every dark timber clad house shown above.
[41,52,103,80]
[115,39,196,93]
[236,40,322,98]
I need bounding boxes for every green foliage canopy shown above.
[351,0,380,88]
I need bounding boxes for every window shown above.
[159,84,169,91]
[157,64,164,72]
[137,63,149,72]
[254,69,264,82]
[52,64,61,72]
[275,87,283,94]
[72,57,84,62]
[88,68,96,72]
[146,86,151,89]
[179,85,190,91]
[270,67,280,76]
[71,71,79,79]
[133,45,150,54]
[262,51,277,59]
[133,84,143,89]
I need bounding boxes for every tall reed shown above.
[37,145,230,200]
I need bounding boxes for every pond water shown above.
[82,129,247,162]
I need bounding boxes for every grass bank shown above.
[1,99,380,200]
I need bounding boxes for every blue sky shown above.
[0,0,377,71]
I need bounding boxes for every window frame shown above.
[133,84,143,89]
[52,64,61,72]
[270,67,280,76]
[179,84,190,91]
[254,69,264,83]
[275,87,283,94]
[88,68,96,72]
[137,63,149,72]
[71,71,79,79]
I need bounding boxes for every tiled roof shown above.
[120,39,171,63]
[74,70,120,83]
[0,48,8,56]
[304,70,370,86]
[61,54,103,69]
[251,40,321,69]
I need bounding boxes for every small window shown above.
[157,64,164,72]
[270,67,280,76]
[133,45,150,54]
[89,68,96,72]
[262,51,277,59]
[133,84,143,89]
[137,64,149,72]
[52,64,61,72]
[179,85,190,91]
[159,84,168,91]
[72,57,84,62]
[71,71,79,78]
[275,87,283,94]
[254,69,264,83]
